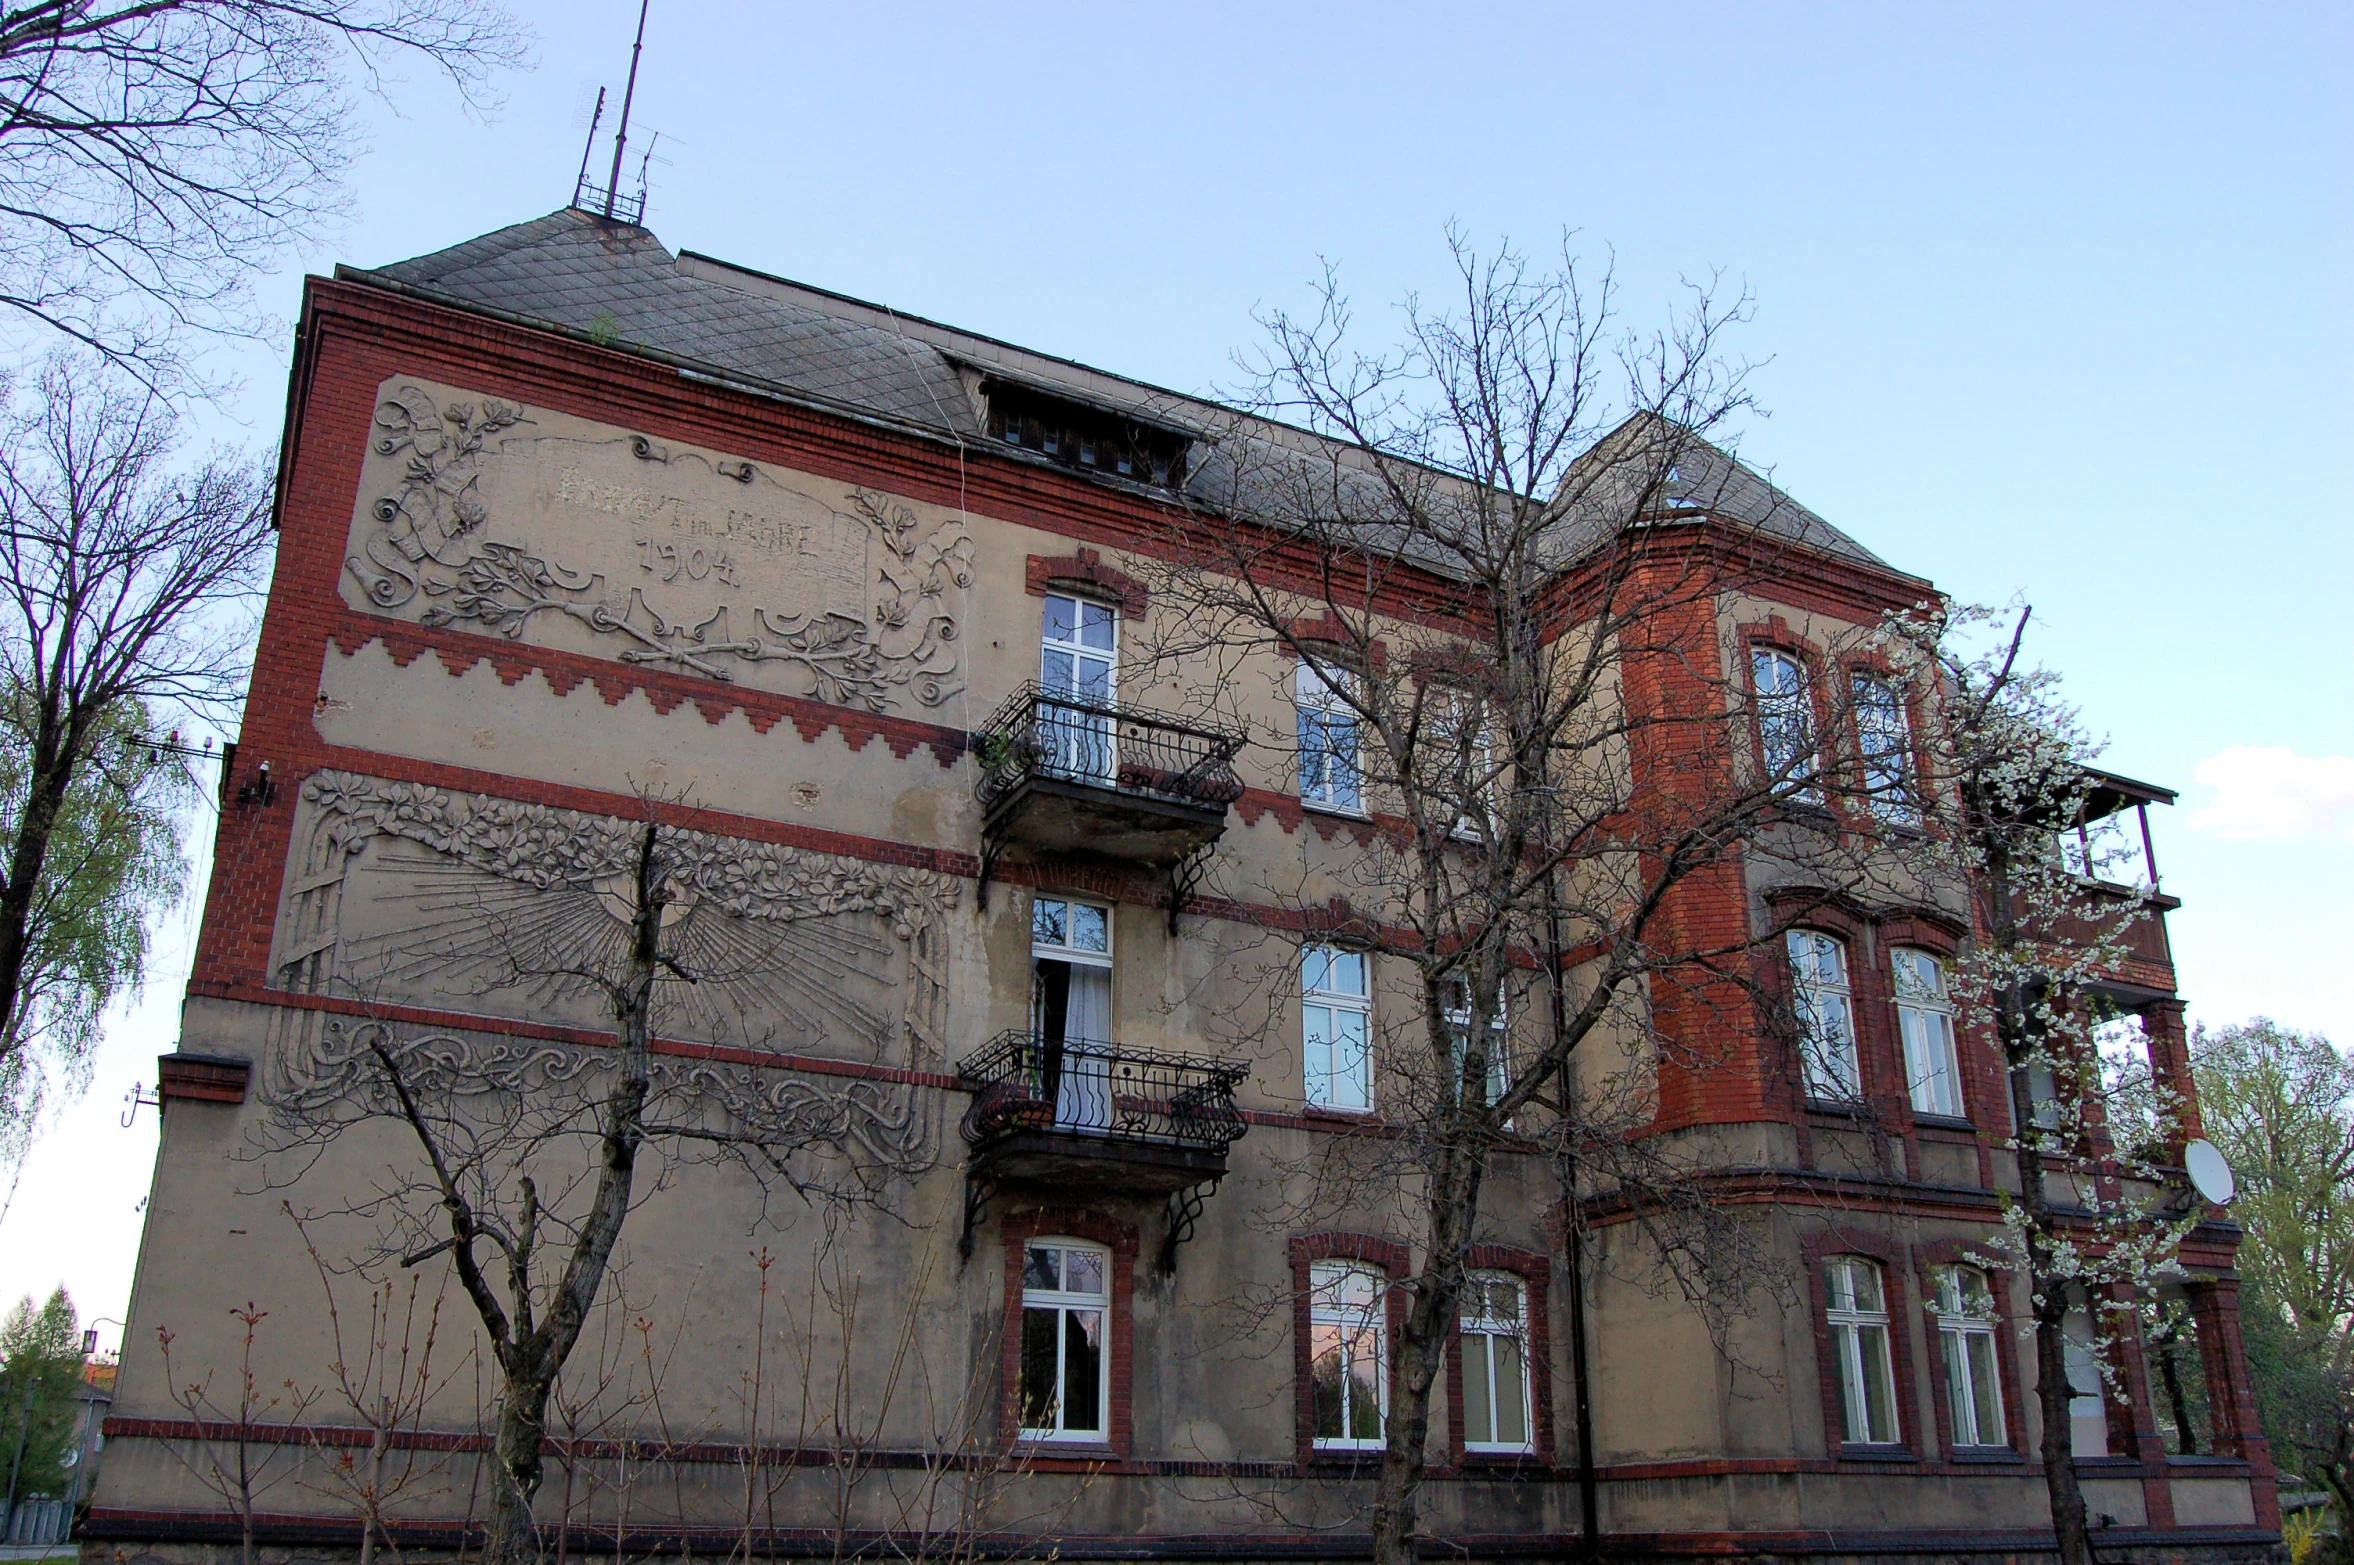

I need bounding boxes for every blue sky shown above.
[5,1,2347,1338]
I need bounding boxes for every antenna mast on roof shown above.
[604,0,651,220]
[570,0,652,224]
[569,86,606,208]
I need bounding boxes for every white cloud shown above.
[2188,746,2354,842]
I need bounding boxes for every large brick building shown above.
[89,208,2278,1564]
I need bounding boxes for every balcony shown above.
[957,1031,1249,1270]
[972,684,1245,906]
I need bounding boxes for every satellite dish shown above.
[2183,1139,2236,1206]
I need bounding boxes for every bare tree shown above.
[0,351,271,1132]
[0,0,526,377]
[1125,233,1909,1565]
[1889,602,2196,1565]
[262,810,945,1565]
[153,1303,321,1565]
[293,1209,470,1565]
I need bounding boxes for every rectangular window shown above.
[1297,660,1363,813]
[1040,593,1117,783]
[1033,896,1113,1128]
[1020,1240,1109,1440]
[1931,1266,2006,1447]
[1431,686,1496,838]
[1752,648,1819,802]
[1852,674,1917,824]
[2143,1294,2214,1456]
[1826,1257,1900,1445]
[2063,1302,2108,1457]
[1460,1274,1533,1452]
[1310,1262,1386,1448]
[1443,977,1509,1107]
[1893,949,1962,1118]
[1303,946,1372,1111]
[1788,931,1860,1101]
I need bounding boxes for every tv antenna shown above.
[571,0,652,223]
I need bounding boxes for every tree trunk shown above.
[1371,1134,1484,1565]
[2031,1288,2097,1565]
[0,706,81,1051]
[484,1369,553,1565]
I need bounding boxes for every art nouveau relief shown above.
[270,770,957,1066]
[341,378,974,713]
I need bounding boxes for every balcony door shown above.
[1032,895,1113,1130]
[1040,593,1117,784]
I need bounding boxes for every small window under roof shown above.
[985,379,1189,490]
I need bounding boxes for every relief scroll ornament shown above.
[276,770,959,1069]
[266,1015,937,1180]
[345,386,975,714]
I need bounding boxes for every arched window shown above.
[1752,648,1818,800]
[1892,949,1961,1118]
[1459,1273,1533,1453]
[1825,1257,1900,1445]
[1930,1265,2005,1447]
[1309,1261,1387,1449]
[1019,1238,1110,1441]
[1787,931,1859,1101]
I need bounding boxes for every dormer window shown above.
[984,379,1188,490]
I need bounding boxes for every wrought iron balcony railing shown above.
[972,683,1245,814]
[958,1030,1249,1155]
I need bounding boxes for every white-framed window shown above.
[1459,1273,1533,1453]
[1309,1261,1386,1448]
[1752,648,1819,801]
[1430,685,1496,838]
[1893,949,1962,1119]
[1040,593,1117,781]
[1019,1238,1110,1441]
[1303,945,1372,1111]
[1442,977,1509,1107]
[1297,660,1363,813]
[1032,896,1113,1128]
[1852,674,1917,824]
[1825,1257,1900,1446]
[1787,931,1860,1102]
[2063,1302,2109,1457]
[1930,1265,2006,1448]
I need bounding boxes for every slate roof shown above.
[346,207,1909,583]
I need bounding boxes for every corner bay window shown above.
[1825,1257,1900,1446]
[1752,648,1818,800]
[1460,1273,1533,1453]
[1297,660,1363,813]
[1310,1261,1386,1449]
[1893,949,1962,1118]
[1020,1239,1109,1441]
[1788,931,1860,1102]
[1931,1265,2006,1448]
[1303,945,1372,1111]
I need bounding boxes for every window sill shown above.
[1302,1103,1379,1122]
[1301,799,1373,823]
[1306,1445,1386,1467]
[1460,1448,1545,1469]
[1012,1440,1119,1462]
[1805,1098,1870,1118]
[1837,1444,1918,1463]
[1913,1114,1976,1133]
[1948,1446,2026,1465]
